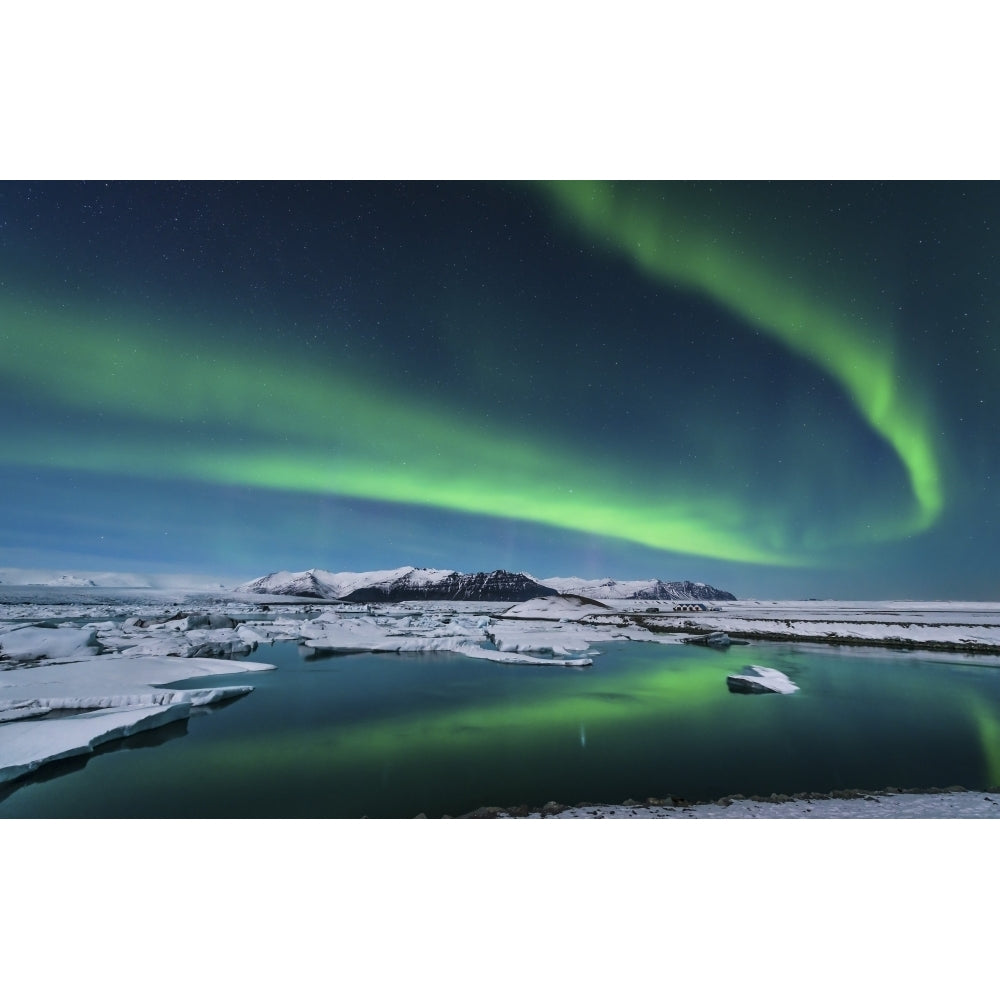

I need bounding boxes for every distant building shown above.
[674,602,708,612]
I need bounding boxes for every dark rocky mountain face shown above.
[345,570,557,603]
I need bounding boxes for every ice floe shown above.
[300,608,595,666]
[1,702,195,784]
[0,653,274,785]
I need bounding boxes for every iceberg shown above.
[726,664,799,695]
[298,607,595,666]
[0,625,104,662]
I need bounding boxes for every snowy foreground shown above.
[3,585,1000,813]
[485,790,1000,819]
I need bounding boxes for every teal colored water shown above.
[3,641,1000,817]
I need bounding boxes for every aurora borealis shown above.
[1,181,997,597]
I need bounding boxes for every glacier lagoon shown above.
[3,638,1000,818]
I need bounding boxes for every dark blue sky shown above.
[1,181,997,598]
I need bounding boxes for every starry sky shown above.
[0,180,997,598]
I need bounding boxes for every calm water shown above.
[3,640,1000,817]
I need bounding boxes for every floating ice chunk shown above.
[682,631,750,648]
[303,630,592,667]
[236,624,271,645]
[0,625,103,662]
[182,614,237,631]
[183,685,255,707]
[726,665,799,695]
[489,620,604,657]
[491,635,593,658]
[118,634,196,657]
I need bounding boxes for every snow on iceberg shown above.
[300,608,594,666]
[726,665,799,695]
[488,620,596,659]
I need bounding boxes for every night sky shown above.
[1,181,997,598]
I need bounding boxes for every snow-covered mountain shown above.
[239,567,735,603]
[538,577,736,601]
[239,567,557,603]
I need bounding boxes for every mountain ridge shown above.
[239,567,736,602]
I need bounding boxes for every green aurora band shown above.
[539,181,945,538]
[0,185,945,573]
[1,292,806,565]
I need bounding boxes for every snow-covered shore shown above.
[484,788,1000,819]
[627,599,1000,652]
